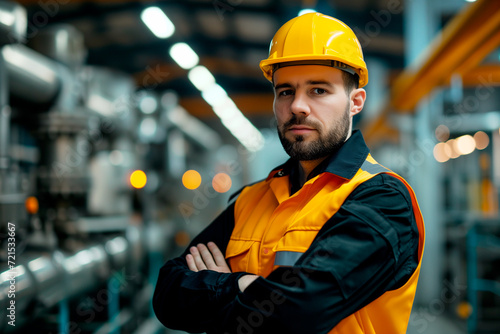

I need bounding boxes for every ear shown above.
[349,88,366,117]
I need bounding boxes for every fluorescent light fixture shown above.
[169,43,199,70]
[188,66,216,91]
[201,83,228,107]
[141,7,175,39]
[220,110,265,152]
[169,50,264,151]
[298,9,316,16]
[465,0,476,2]
[213,99,238,121]
[166,106,221,150]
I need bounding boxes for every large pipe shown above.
[0,226,143,332]
[0,2,61,106]
[2,44,61,105]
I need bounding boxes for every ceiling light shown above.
[201,83,228,107]
[188,66,216,91]
[141,7,175,39]
[169,43,199,70]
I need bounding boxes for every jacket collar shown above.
[268,130,370,184]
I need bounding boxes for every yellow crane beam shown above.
[391,0,500,112]
[362,0,500,145]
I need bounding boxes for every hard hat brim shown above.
[260,54,368,87]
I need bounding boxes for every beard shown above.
[277,103,351,161]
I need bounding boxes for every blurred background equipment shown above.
[0,0,499,333]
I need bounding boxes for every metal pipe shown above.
[0,50,10,169]
[2,44,61,105]
[0,1,27,45]
[0,227,145,330]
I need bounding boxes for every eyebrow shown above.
[274,80,333,90]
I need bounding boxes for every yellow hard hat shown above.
[260,12,368,87]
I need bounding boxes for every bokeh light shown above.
[130,170,147,189]
[212,173,232,193]
[474,131,489,150]
[433,143,450,163]
[455,135,475,155]
[435,124,450,142]
[25,196,39,214]
[182,170,202,190]
[447,140,460,159]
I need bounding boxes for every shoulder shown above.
[335,173,418,259]
[348,173,413,211]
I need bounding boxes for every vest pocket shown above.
[226,239,257,273]
[272,228,321,267]
[273,228,320,253]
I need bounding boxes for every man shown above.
[154,12,425,334]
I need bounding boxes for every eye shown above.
[312,88,327,95]
[278,89,294,97]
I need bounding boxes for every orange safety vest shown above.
[226,154,425,334]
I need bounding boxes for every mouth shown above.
[287,125,316,135]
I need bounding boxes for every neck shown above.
[298,157,328,186]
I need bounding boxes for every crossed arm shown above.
[186,241,259,292]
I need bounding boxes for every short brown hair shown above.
[342,71,359,95]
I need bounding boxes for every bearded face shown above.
[277,101,351,161]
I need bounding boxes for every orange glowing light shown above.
[433,143,450,163]
[130,170,147,189]
[182,170,202,190]
[474,131,489,150]
[212,173,232,193]
[25,196,39,214]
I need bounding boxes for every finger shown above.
[186,254,198,272]
[207,242,227,267]
[197,244,216,270]
[190,245,207,270]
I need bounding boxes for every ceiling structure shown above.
[11,0,472,141]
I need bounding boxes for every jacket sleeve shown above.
[209,174,419,334]
[152,202,249,333]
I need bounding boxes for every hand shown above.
[186,242,232,273]
[238,274,259,292]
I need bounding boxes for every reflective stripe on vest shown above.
[274,251,304,266]
[360,159,390,174]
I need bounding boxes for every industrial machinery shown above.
[0,2,227,333]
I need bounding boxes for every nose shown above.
[290,91,310,117]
